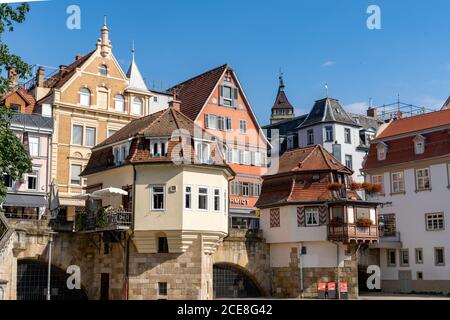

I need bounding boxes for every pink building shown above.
[2,113,53,220]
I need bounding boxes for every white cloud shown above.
[322,61,335,67]
[344,102,369,114]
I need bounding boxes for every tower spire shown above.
[98,15,112,57]
[278,68,285,91]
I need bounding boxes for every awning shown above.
[3,194,48,208]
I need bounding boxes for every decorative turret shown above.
[97,16,112,57]
[126,45,150,93]
[270,73,295,124]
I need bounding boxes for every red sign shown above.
[327,282,336,291]
[318,283,327,291]
[340,282,348,293]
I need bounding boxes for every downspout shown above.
[125,164,137,300]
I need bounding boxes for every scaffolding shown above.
[372,96,436,122]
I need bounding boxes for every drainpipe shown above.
[335,241,340,300]
[298,242,304,298]
[124,164,137,300]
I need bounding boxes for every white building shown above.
[256,145,379,298]
[363,108,450,294]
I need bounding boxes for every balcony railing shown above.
[379,231,401,242]
[328,223,379,243]
[76,208,132,233]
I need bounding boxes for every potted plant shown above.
[330,217,343,226]
[95,207,109,228]
[349,182,362,191]
[75,212,87,231]
[356,217,373,228]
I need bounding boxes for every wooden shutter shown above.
[219,86,224,106]
[297,207,305,227]
[232,88,238,108]
[205,114,209,128]
[319,206,328,225]
[22,132,30,155]
[270,208,281,228]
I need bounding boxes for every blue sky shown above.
[4,0,450,124]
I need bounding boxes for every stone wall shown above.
[271,245,359,299]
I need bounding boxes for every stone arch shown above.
[16,259,88,300]
[213,262,266,298]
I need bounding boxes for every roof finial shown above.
[132,40,135,60]
[278,68,285,91]
[325,82,329,98]
[104,15,107,27]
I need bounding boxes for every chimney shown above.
[75,54,83,61]
[169,99,181,112]
[7,67,18,89]
[36,66,45,87]
[367,107,377,118]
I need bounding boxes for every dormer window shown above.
[377,142,387,161]
[413,135,426,155]
[150,140,168,157]
[195,141,210,164]
[113,143,130,165]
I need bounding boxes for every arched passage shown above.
[17,260,88,300]
[213,263,264,298]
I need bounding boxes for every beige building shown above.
[80,102,234,299]
[29,22,167,220]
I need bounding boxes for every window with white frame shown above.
[79,88,91,106]
[435,247,445,266]
[325,126,333,142]
[416,168,431,191]
[27,168,38,190]
[371,175,384,193]
[387,249,396,267]
[220,85,237,107]
[287,136,294,150]
[213,188,221,212]
[426,213,444,231]
[377,142,387,161]
[150,140,168,157]
[243,151,250,165]
[107,129,118,138]
[414,135,425,155]
[391,172,405,193]
[240,120,247,134]
[29,136,40,157]
[72,125,83,145]
[115,95,125,112]
[415,248,423,264]
[307,129,314,145]
[132,97,143,115]
[113,143,130,165]
[42,104,52,117]
[70,164,82,186]
[184,186,192,209]
[344,128,352,144]
[4,175,14,189]
[198,187,208,210]
[85,127,96,147]
[195,142,210,163]
[345,155,353,170]
[400,249,410,266]
[305,207,319,226]
[99,64,108,76]
[151,186,165,210]
[225,117,232,131]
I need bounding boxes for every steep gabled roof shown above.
[300,98,359,128]
[83,107,232,176]
[274,145,353,176]
[168,64,228,120]
[375,108,450,140]
[44,51,95,90]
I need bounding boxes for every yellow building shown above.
[31,21,162,220]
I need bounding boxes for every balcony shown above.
[328,223,379,243]
[75,208,132,233]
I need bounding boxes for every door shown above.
[100,273,110,300]
[398,271,412,293]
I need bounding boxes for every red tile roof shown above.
[363,129,450,170]
[82,107,232,176]
[376,109,450,140]
[256,145,357,208]
[168,64,228,120]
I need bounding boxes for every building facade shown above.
[80,102,234,299]
[256,145,379,298]
[168,65,269,230]
[363,108,450,294]
[26,22,168,223]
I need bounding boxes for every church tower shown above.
[270,73,295,124]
